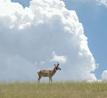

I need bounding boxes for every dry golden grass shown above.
[0,82,107,98]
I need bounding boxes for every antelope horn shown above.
[57,62,59,66]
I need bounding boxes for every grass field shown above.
[0,82,107,98]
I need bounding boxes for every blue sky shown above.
[12,0,31,7]
[11,0,107,79]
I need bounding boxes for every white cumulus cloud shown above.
[0,0,97,82]
[101,70,107,81]
[50,51,67,64]
[97,0,107,6]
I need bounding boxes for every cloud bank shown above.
[0,0,97,82]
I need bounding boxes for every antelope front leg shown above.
[38,76,41,83]
[49,77,52,83]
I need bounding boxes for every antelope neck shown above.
[51,67,57,76]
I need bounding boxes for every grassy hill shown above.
[0,82,107,98]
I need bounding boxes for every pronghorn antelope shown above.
[37,63,61,83]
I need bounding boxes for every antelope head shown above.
[54,63,61,71]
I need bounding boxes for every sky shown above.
[64,0,107,79]
[0,0,107,82]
